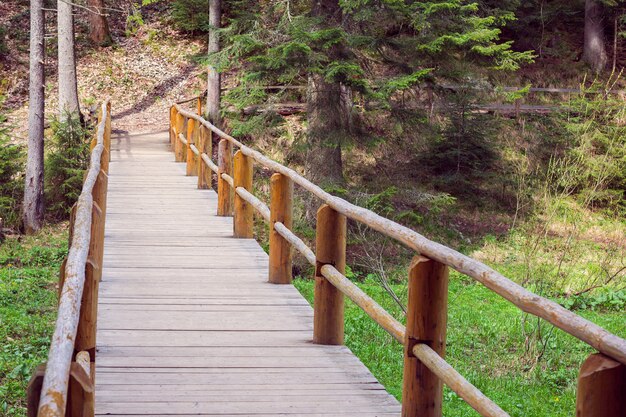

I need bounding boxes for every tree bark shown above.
[305,0,350,186]
[207,0,221,126]
[23,0,46,234]
[58,0,81,120]
[87,0,112,46]
[583,0,608,73]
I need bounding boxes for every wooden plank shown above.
[97,330,314,346]
[97,355,364,369]
[96,402,401,415]
[95,382,385,392]
[96,346,352,357]
[93,130,400,416]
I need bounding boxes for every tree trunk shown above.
[583,0,608,73]
[207,0,221,126]
[87,0,112,46]
[304,0,350,186]
[58,0,81,120]
[23,0,45,234]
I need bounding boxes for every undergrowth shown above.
[294,274,626,417]
[0,225,67,416]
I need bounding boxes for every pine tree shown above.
[212,0,533,185]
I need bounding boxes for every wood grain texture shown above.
[402,256,448,417]
[269,173,293,284]
[38,101,109,417]
[94,129,399,416]
[217,138,233,216]
[233,150,254,238]
[197,126,212,189]
[173,104,626,365]
[313,204,346,345]
[576,353,626,417]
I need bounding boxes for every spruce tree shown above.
[210,0,534,185]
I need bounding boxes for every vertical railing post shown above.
[186,118,197,176]
[233,150,253,238]
[170,106,177,148]
[576,353,626,417]
[175,113,186,162]
[217,138,233,216]
[197,125,212,189]
[313,204,346,345]
[196,97,202,115]
[402,256,449,417]
[268,173,293,284]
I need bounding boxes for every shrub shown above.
[45,114,91,219]
[0,102,25,228]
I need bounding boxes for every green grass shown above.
[0,226,68,416]
[294,273,625,417]
[1,222,623,417]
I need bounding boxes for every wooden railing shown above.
[27,102,111,417]
[171,99,626,417]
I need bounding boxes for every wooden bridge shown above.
[28,100,626,417]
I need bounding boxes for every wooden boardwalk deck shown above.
[95,131,400,416]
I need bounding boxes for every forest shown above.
[1,0,625,416]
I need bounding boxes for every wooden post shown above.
[196,97,202,115]
[313,204,346,345]
[170,106,177,148]
[175,113,186,162]
[268,173,293,284]
[186,118,197,176]
[103,103,111,175]
[217,138,233,216]
[28,361,94,417]
[576,353,626,417]
[198,126,212,189]
[233,150,253,238]
[402,256,449,417]
[74,203,104,359]
[68,351,95,417]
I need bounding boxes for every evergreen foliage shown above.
[0,102,25,228]
[560,80,626,213]
[45,114,91,219]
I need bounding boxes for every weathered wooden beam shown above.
[173,104,626,364]
[37,101,109,417]
[313,204,346,345]
[233,150,254,238]
[197,126,212,189]
[217,139,233,216]
[269,173,293,284]
[402,256,448,417]
[576,353,626,417]
[186,118,198,176]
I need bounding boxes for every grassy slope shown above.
[295,275,625,417]
[0,227,67,416]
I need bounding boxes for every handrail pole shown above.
[197,126,212,189]
[233,150,254,238]
[268,173,293,284]
[186,118,197,176]
[402,256,449,417]
[172,105,626,365]
[576,353,626,417]
[313,204,346,345]
[37,101,109,417]
[217,139,233,216]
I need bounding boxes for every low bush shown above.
[0,100,25,229]
[45,114,91,219]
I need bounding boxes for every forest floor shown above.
[2,1,206,141]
